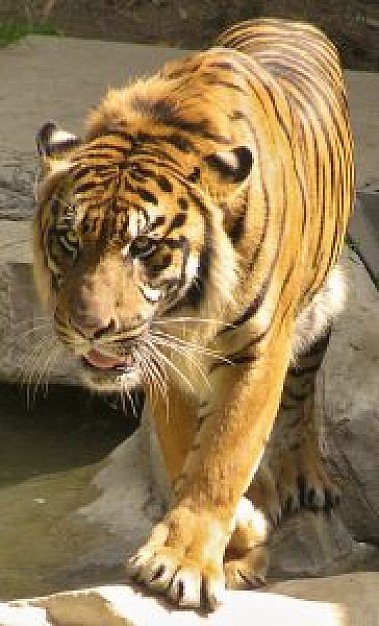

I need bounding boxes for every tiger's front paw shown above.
[126,503,231,610]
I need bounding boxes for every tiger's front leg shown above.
[127,331,293,610]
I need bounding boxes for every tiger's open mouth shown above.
[80,347,142,393]
[82,348,134,372]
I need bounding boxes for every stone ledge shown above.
[1,572,378,626]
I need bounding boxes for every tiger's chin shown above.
[81,368,142,393]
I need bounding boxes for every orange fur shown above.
[33,18,354,610]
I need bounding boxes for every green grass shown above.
[0,21,58,47]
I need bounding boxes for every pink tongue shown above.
[84,349,126,370]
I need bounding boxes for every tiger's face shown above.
[33,122,252,392]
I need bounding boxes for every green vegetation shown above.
[0,21,58,47]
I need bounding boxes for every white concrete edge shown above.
[0,582,345,626]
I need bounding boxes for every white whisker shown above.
[119,381,139,421]
[34,341,63,399]
[137,343,168,412]
[150,334,211,391]
[13,333,61,405]
[153,316,233,328]
[142,337,194,393]
[152,329,232,365]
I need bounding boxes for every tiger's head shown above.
[33,72,253,393]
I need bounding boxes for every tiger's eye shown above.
[129,236,157,259]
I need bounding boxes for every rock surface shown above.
[323,251,379,546]
[0,572,378,626]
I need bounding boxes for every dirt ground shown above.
[0,0,378,71]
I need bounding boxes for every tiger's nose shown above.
[93,320,117,339]
[67,277,117,339]
[70,298,117,339]
[72,313,117,340]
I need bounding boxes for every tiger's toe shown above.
[276,449,341,516]
[225,545,268,590]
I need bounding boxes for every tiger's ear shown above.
[36,121,81,164]
[203,146,253,196]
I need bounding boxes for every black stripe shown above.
[230,201,285,329]
[231,354,256,366]
[183,195,212,308]
[131,95,230,144]
[165,212,187,235]
[165,133,195,153]
[156,174,173,192]
[93,129,137,146]
[226,200,248,245]
[214,261,295,370]
[248,180,270,272]
[150,253,172,276]
[136,130,196,154]
[203,75,246,93]
[207,60,237,72]
[72,164,110,180]
[84,141,132,159]
[71,150,122,163]
[143,107,232,145]
[136,188,158,205]
[75,181,96,195]
[159,190,211,312]
[148,215,166,232]
[178,197,189,211]
[132,95,175,122]
[131,146,179,166]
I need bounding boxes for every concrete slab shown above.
[0,36,190,154]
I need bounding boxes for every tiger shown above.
[33,17,354,610]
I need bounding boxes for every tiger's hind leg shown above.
[269,328,341,519]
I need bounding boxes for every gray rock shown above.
[0,152,36,219]
[0,572,378,626]
[323,250,379,545]
[268,510,375,580]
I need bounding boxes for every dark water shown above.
[0,382,139,600]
